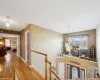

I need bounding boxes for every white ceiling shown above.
[0,0,100,33]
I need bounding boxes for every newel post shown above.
[49,62,52,80]
[45,55,47,80]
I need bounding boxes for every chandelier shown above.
[5,16,11,27]
[65,26,72,55]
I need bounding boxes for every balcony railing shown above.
[31,50,61,80]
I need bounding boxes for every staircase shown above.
[14,64,45,80]
[13,50,100,80]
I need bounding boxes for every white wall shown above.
[30,24,63,76]
[96,25,100,74]
[58,62,65,80]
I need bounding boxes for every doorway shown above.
[70,65,80,79]
[0,33,20,55]
[66,64,85,80]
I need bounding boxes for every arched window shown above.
[72,67,78,79]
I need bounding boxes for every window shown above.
[5,39,10,47]
[72,67,78,79]
[68,35,88,49]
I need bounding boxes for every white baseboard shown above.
[17,55,39,72]
[17,55,26,63]
[17,55,34,69]
[31,65,38,70]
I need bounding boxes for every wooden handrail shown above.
[47,60,51,64]
[0,78,13,80]
[46,59,60,80]
[47,60,52,80]
[13,64,24,80]
[31,50,47,56]
[51,70,60,80]
[71,78,100,80]
[46,60,60,80]
[31,50,48,80]
[51,66,56,70]
[31,50,60,80]
[45,56,48,80]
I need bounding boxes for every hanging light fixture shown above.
[65,26,72,56]
[5,16,11,28]
[68,26,69,36]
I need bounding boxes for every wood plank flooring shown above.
[0,51,44,80]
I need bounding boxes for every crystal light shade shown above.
[5,16,11,28]
[65,43,72,55]
[6,22,10,27]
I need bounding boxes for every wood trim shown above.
[31,67,45,80]
[31,50,47,56]
[31,50,60,80]
[51,66,56,70]
[47,60,51,64]
[13,64,24,80]
[31,50,48,80]
[51,70,60,80]
[0,29,20,35]
[17,54,45,80]
[46,59,52,80]
[45,56,48,80]
[49,63,52,80]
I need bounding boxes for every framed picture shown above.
[68,35,88,49]
[13,39,17,44]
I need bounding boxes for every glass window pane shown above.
[5,39,10,47]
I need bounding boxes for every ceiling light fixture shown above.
[5,16,11,28]
[68,26,70,36]
[65,26,72,55]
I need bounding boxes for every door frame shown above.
[0,33,20,56]
[66,63,86,79]
[17,35,20,56]
[25,30,30,62]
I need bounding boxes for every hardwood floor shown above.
[0,51,44,80]
[0,52,15,79]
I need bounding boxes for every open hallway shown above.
[0,51,44,80]
[1,0,100,79]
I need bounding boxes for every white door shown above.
[58,63,65,80]
[72,67,78,79]
[25,31,30,62]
